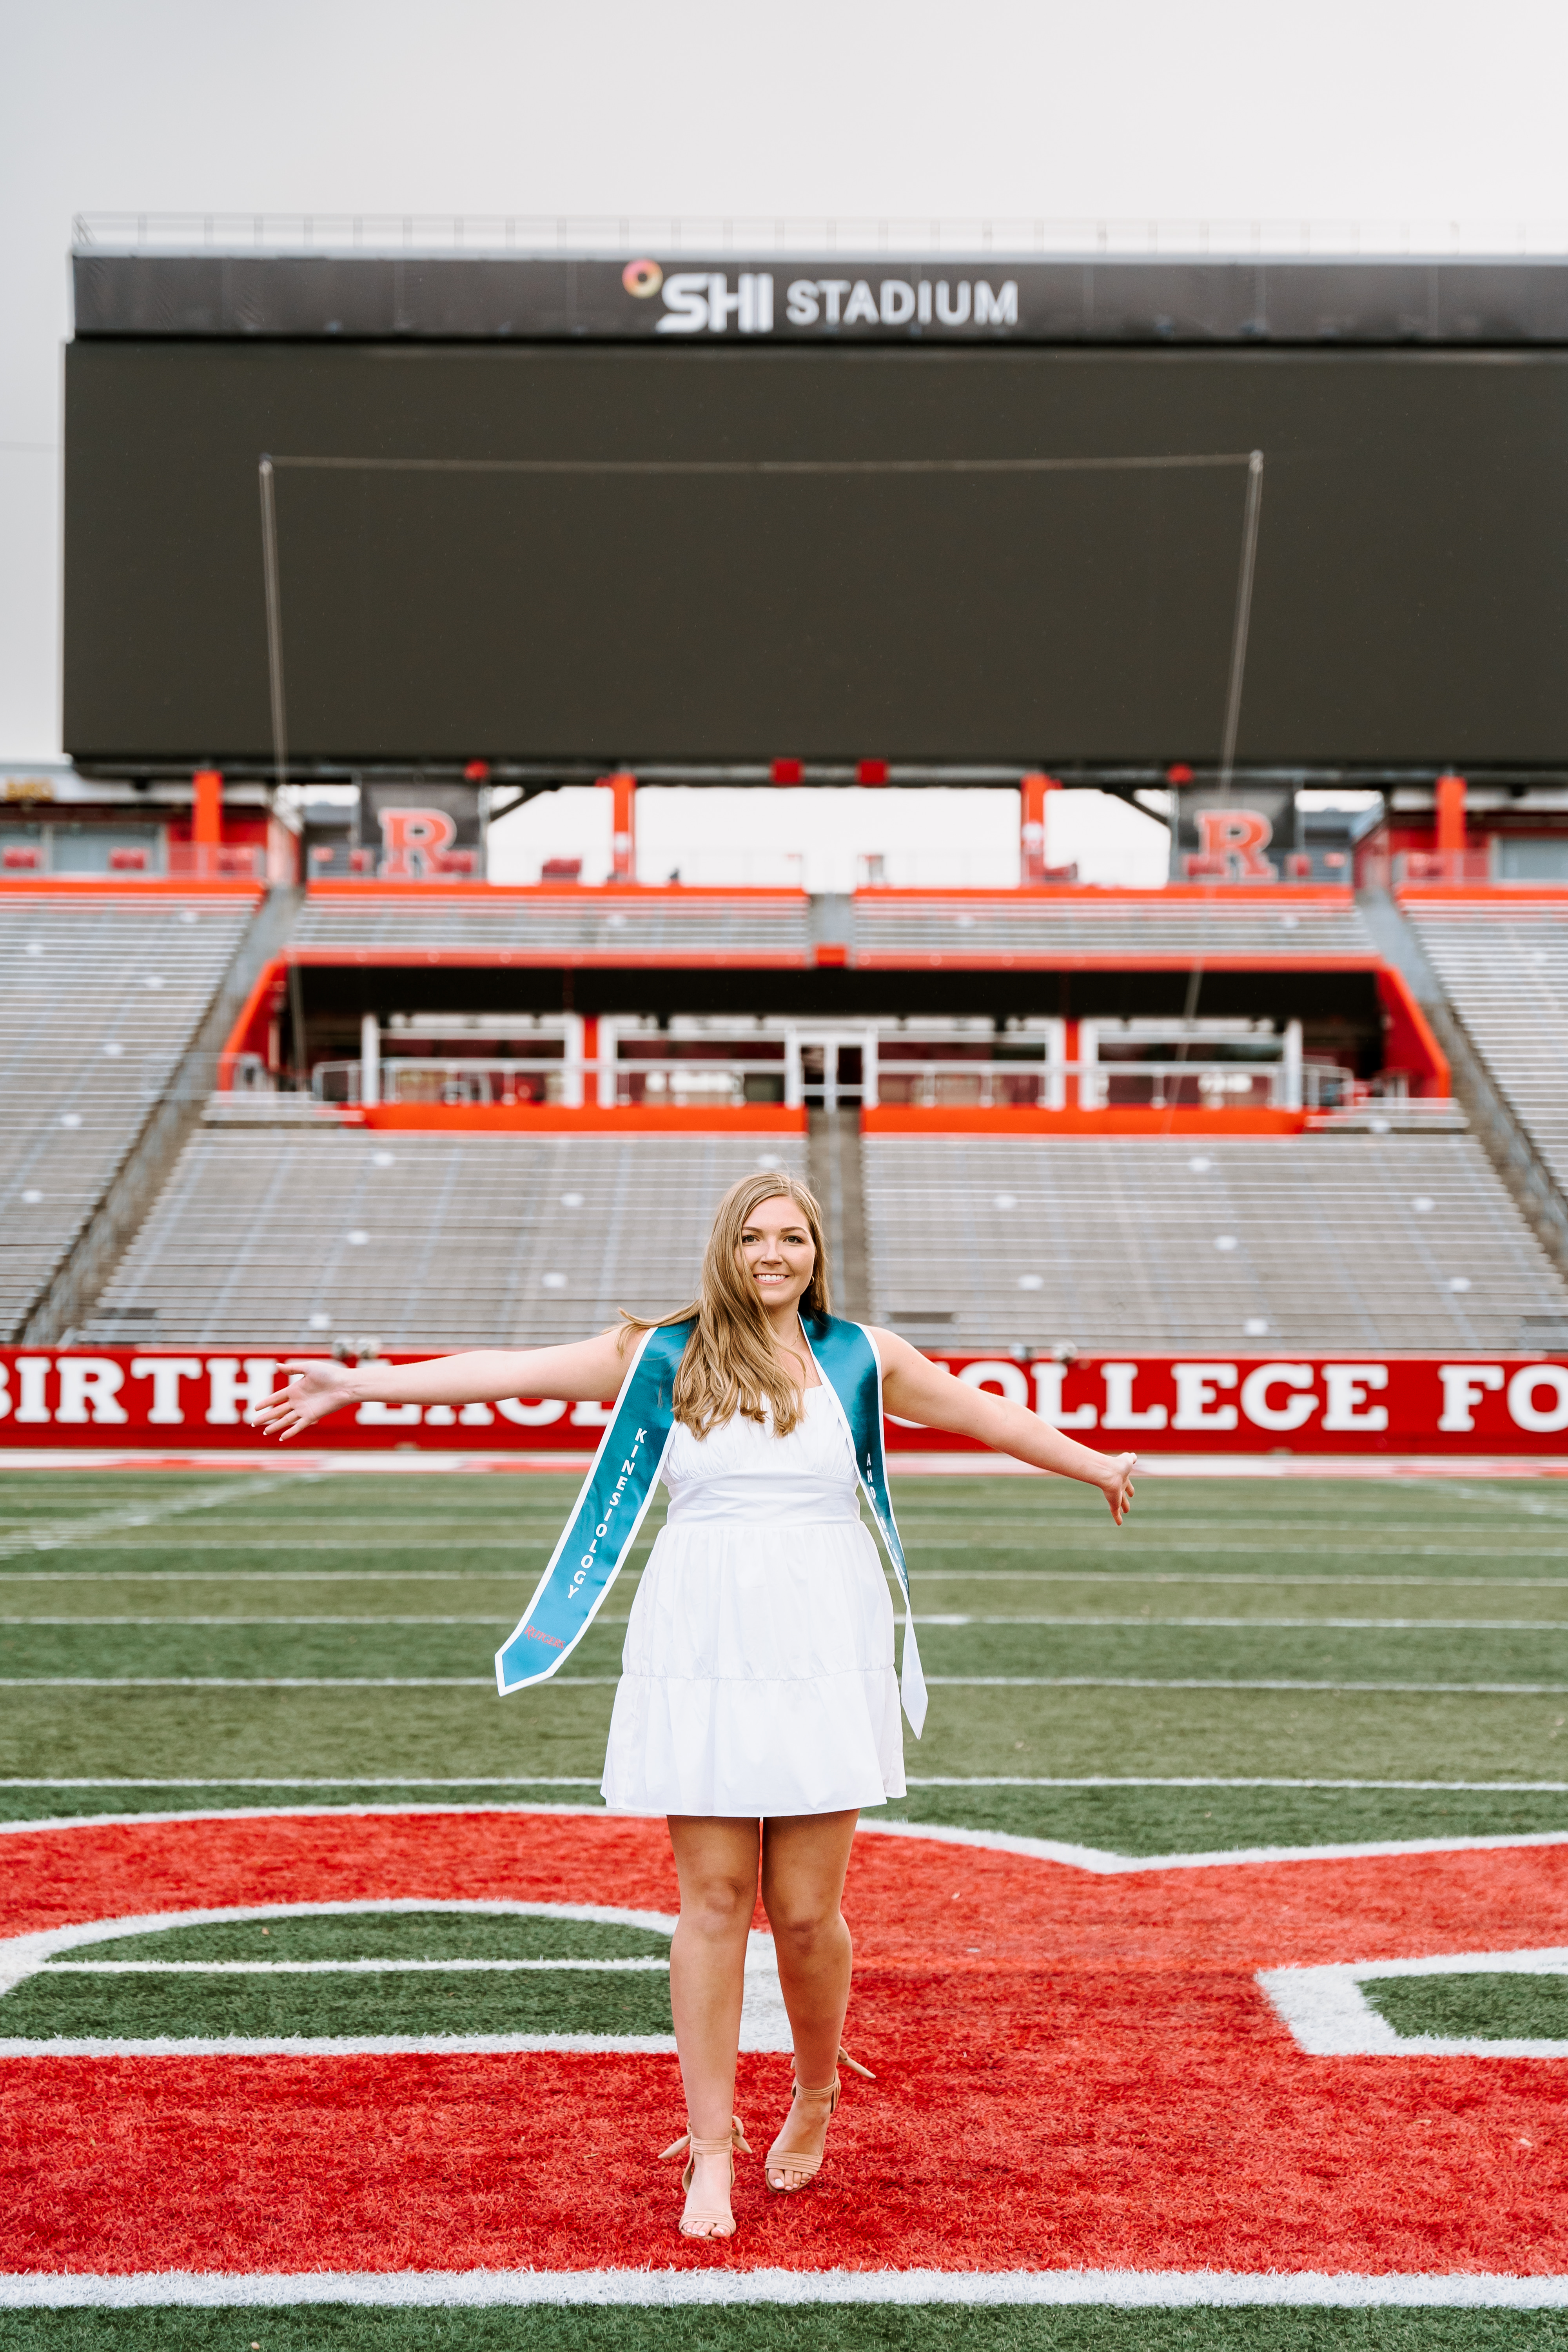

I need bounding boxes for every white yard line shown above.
[898,1774,1568,1790]
[0,1569,622,1582]
[1259,1944,1568,2058]
[0,1543,650,1558]
[905,1571,1568,1585]
[0,2267,1564,2308]
[9,1448,1568,1479]
[0,1898,791,2056]
[7,1613,1564,1629]
[5,1673,1563,1690]
[911,1615,1568,1630]
[856,1815,1568,1875]
[923,1675,1568,1691]
[901,1543,1568,1557]
[4,1773,1566,1791]
[0,2032,683,2057]
[0,1675,612,1686]
[0,1776,604,1787]
[0,1477,306,1560]
[2,1800,1566,1875]
[43,1956,668,1973]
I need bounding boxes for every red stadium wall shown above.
[4,1349,1566,1455]
[1374,964,1450,1097]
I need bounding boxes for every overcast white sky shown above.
[3,0,1565,874]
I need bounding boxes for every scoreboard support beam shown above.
[1020,770,1059,886]
[601,770,637,885]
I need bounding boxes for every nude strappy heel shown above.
[764,2047,874,2192]
[659,2115,752,2238]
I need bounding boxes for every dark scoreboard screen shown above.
[63,338,1568,769]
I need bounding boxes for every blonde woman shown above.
[252,1172,1135,2239]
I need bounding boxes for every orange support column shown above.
[1062,1016,1081,1110]
[1435,771,1467,867]
[193,768,223,875]
[1020,771,1058,887]
[602,771,637,885]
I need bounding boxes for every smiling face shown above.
[737,1194,817,1319]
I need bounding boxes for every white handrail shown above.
[73,212,1568,262]
[307,1051,1358,1112]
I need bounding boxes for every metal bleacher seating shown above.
[1403,898,1568,1198]
[0,889,259,1339]
[849,893,1376,964]
[290,887,1370,969]
[291,890,812,962]
[862,1131,1568,1352]
[86,1121,808,1349]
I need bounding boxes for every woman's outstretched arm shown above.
[873,1328,1136,1524]
[249,1328,633,1443]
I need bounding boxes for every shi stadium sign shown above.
[626,261,1021,337]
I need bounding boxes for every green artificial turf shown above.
[74,1911,668,1962]
[1365,1970,1568,2041]
[6,1903,679,2045]
[9,1906,675,2042]
[877,1780,1568,1855]
[2,1466,1567,1847]
[0,1781,604,1824]
[0,1682,619,1781]
[7,1619,1567,1685]
[7,1678,1568,1785]
[4,1469,1568,2344]
[4,1776,1567,1857]
[0,1964,673,2042]
[0,2301,1563,2352]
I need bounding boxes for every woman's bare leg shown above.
[666,1815,760,2229]
[759,1808,859,2187]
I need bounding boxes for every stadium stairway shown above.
[84,1120,808,1350]
[0,885,297,1345]
[1401,894,1568,1196]
[1362,887,1568,1282]
[861,1130,1568,1353]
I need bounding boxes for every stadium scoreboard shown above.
[62,248,1568,775]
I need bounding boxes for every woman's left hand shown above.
[1098,1452,1137,1525]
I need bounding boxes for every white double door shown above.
[784,1025,876,1111]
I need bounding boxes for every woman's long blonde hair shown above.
[623,1170,831,1438]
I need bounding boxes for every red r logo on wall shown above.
[1185,808,1277,881]
[378,808,458,878]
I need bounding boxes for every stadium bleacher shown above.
[16,876,1568,1370]
[1403,897,1568,1200]
[0,889,260,1339]
[86,1121,808,1350]
[291,890,812,960]
[862,1131,1568,1352]
[849,893,1377,964]
[87,1092,1566,1358]
[287,886,1375,968]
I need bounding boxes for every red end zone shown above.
[2,1807,1563,2278]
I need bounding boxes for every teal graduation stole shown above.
[494,1312,927,1737]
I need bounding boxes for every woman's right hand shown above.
[249,1358,360,1443]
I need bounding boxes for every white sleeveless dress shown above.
[600,1387,906,1818]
